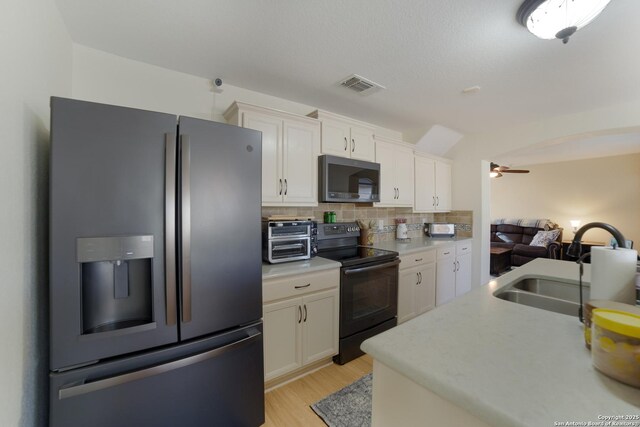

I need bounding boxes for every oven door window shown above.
[269,238,310,261]
[340,260,398,338]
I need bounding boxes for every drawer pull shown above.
[415,258,423,262]
[295,283,311,289]
[443,251,450,255]
[461,247,468,251]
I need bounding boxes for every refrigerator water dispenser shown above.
[77,236,154,334]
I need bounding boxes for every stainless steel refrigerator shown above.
[49,97,264,426]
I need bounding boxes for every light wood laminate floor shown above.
[263,355,373,427]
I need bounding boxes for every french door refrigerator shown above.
[49,97,264,427]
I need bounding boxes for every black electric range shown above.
[315,222,399,264]
[316,222,399,365]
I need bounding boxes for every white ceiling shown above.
[54,0,640,153]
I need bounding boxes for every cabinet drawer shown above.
[436,246,456,261]
[400,250,435,270]
[263,269,339,303]
[456,241,472,256]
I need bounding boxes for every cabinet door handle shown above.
[418,272,423,284]
[295,283,311,289]
[279,179,283,195]
[432,196,435,207]
[416,272,420,285]
[298,306,302,323]
[436,196,439,207]
[352,138,355,152]
[303,304,307,322]
[457,260,460,271]
[344,137,348,151]
[453,261,457,273]
[284,179,288,196]
[397,188,400,199]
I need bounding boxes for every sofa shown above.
[491,219,563,268]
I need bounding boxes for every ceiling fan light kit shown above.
[516,0,612,44]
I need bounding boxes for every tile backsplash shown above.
[262,205,473,243]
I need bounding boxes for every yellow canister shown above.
[584,301,640,349]
[591,309,640,388]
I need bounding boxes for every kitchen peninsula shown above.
[362,258,640,426]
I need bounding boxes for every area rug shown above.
[310,373,372,427]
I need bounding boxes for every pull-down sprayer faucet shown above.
[567,222,628,323]
[566,222,627,258]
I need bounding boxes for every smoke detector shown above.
[339,74,385,96]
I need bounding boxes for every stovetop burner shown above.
[316,221,398,267]
[318,246,398,267]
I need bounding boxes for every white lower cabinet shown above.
[455,242,472,296]
[436,242,473,305]
[262,269,339,382]
[398,250,436,324]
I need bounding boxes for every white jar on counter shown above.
[396,218,408,240]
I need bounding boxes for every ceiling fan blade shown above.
[501,169,529,173]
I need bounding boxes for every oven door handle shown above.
[274,243,305,251]
[343,258,400,275]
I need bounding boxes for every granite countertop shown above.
[361,258,640,426]
[372,235,472,256]
[262,256,340,280]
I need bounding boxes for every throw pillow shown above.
[496,232,513,243]
[530,229,561,248]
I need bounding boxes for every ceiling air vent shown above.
[339,74,385,96]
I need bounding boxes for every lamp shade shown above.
[517,0,611,43]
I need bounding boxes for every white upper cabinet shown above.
[414,153,451,212]
[225,102,320,206]
[308,110,375,161]
[375,137,414,207]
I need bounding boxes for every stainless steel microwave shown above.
[318,155,380,203]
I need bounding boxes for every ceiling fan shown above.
[490,162,530,178]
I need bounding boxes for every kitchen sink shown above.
[494,276,588,317]
[512,278,589,302]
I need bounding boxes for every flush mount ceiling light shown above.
[516,0,612,44]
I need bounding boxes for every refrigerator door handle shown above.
[165,133,177,326]
[181,135,192,323]
[57,329,262,400]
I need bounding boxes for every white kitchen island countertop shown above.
[361,258,640,426]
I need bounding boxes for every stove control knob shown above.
[356,226,360,232]
[347,226,352,232]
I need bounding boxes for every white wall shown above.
[491,154,640,246]
[72,44,403,139]
[0,0,72,425]
[448,102,640,288]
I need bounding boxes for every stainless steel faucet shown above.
[566,222,627,258]
[567,222,628,323]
